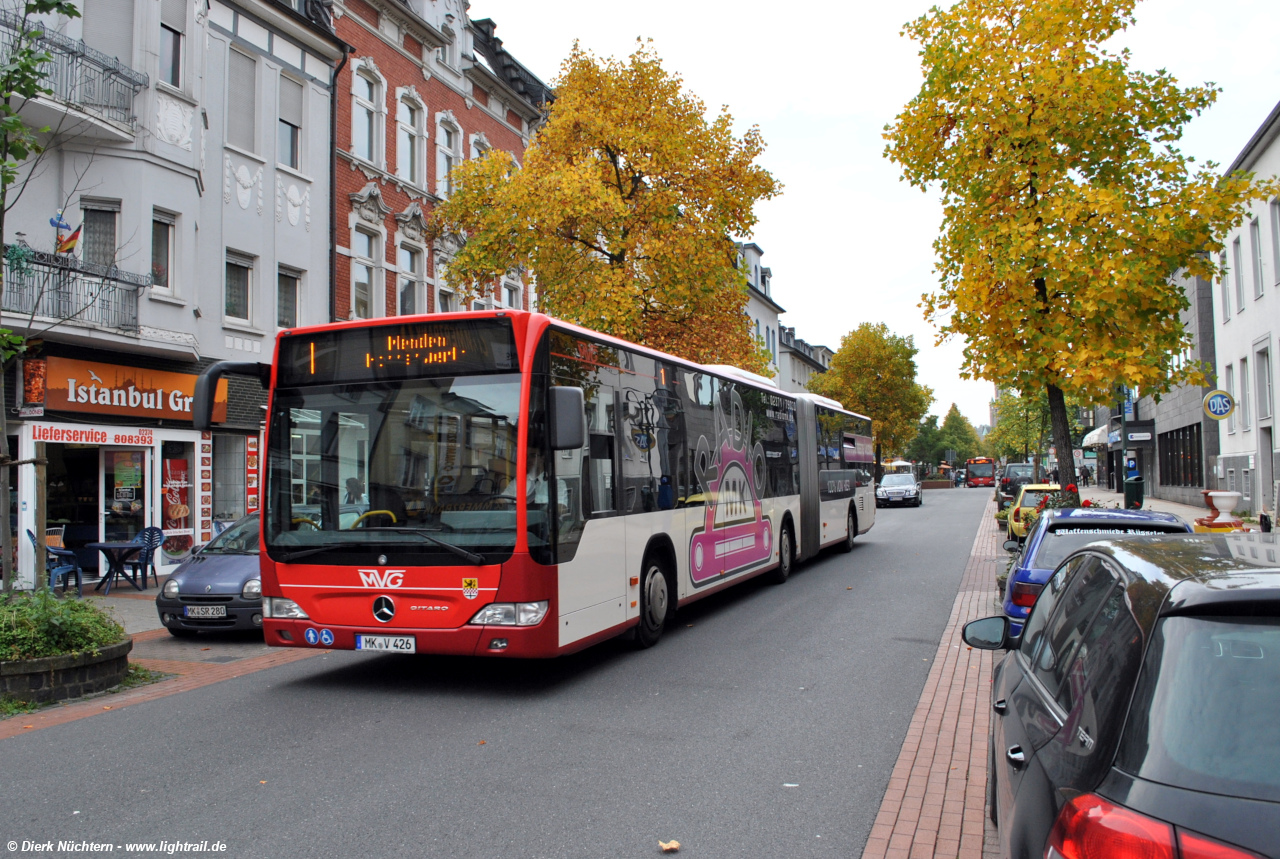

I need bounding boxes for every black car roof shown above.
[1074,534,1280,632]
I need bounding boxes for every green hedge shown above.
[0,590,125,662]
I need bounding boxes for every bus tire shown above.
[635,557,671,649]
[767,523,795,584]
[838,507,856,553]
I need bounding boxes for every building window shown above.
[81,205,118,267]
[1234,237,1245,312]
[1244,468,1252,500]
[1226,364,1236,434]
[1259,348,1273,420]
[227,50,256,152]
[278,75,303,170]
[278,269,299,328]
[160,25,181,87]
[435,260,454,313]
[1221,251,1231,321]
[504,282,519,308]
[1227,468,1236,492]
[1252,217,1265,298]
[1271,199,1280,286]
[437,41,454,68]
[352,71,380,163]
[396,96,423,185]
[1241,357,1252,430]
[212,435,247,523]
[437,122,459,198]
[351,230,378,319]
[398,246,419,315]
[151,212,174,292]
[225,253,252,321]
[1157,423,1203,487]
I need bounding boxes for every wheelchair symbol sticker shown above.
[304,628,319,645]
[319,629,334,646]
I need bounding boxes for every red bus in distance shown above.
[965,457,996,488]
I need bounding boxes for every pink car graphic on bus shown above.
[688,386,773,585]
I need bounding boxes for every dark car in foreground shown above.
[876,473,922,507]
[156,514,262,636]
[967,532,1280,859]
[1002,507,1190,636]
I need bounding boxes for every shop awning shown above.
[1081,425,1110,447]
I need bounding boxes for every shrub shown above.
[0,590,125,662]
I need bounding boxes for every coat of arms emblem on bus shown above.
[688,386,773,585]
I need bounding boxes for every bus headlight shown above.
[470,601,548,627]
[263,597,309,619]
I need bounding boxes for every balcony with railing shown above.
[3,245,145,336]
[0,9,149,135]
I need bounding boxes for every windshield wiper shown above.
[356,528,487,565]
[273,545,335,563]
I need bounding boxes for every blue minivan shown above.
[1002,507,1192,635]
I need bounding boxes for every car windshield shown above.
[1117,615,1280,803]
[265,374,537,563]
[1031,526,1183,569]
[202,517,259,554]
[882,474,915,486]
[1006,465,1033,477]
[968,463,993,477]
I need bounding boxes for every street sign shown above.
[1072,448,1084,462]
[1203,389,1235,420]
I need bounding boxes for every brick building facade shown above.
[332,0,548,321]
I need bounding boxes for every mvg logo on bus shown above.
[689,386,772,586]
[358,569,406,588]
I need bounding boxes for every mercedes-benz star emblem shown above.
[372,596,395,623]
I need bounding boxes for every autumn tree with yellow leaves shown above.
[808,322,934,455]
[885,0,1279,487]
[429,42,779,372]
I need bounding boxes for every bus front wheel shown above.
[838,508,856,553]
[635,559,670,649]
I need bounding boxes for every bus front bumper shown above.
[263,617,559,657]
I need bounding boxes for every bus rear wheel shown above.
[838,508,856,553]
[635,558,670,649]
[767,523,794,584]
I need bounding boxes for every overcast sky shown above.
[470,0,1280,427]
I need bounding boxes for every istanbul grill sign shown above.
[39,357,228,423]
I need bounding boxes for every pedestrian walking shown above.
[1050,467,1059,484]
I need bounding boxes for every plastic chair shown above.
[26,529,83,597]
[45,525,66,548]
[129,526,165,589]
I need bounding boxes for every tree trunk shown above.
[1047,382,1078,490]
[0,168,11,593]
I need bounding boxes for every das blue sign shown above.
[1203,390,1235,420]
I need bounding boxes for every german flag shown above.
[56,223,81,254]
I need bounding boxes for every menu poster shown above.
[246,436,260,513]
[162,458,194,563]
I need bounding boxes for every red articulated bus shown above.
[965,456,996,488]
[193,311,876,658]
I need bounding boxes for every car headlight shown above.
[242,578,262,600]
[263,597,308,619]
[162,578,180,598]
[875,488,887,497]
[905,489,917,496]
[470,601,548,627]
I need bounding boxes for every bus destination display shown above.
[278,319,518,385]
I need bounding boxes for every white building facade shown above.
[1211,98,1280,515]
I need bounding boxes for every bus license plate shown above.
[355,635,416,653]
[184,605,226,618]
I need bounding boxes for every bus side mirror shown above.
[550,387,586,451]
[194,361,271,431]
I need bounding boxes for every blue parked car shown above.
[1002,508,1192,636]
[156,514,262,637]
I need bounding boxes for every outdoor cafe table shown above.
[87,541,143,594]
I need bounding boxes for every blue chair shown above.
[27,529,83,597]
[128,526,166,589]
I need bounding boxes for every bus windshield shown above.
[265,372,542,564]
[967,462,993,478]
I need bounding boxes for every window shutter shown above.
[228,51,257,151]
[82,0,134,64]
[279,76,303,127]
[161,0,186,32]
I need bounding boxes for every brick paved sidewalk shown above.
[860,497,1005,859]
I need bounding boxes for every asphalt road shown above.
[1,488,989,859]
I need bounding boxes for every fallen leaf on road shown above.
[659,840,680,853]
[687,624,693,627]
[478,740,486,745]
[260,781,267,784]
[102,706,112,710]
[847,586,852,590]
[201,647,211,651]
[22,725,33,729]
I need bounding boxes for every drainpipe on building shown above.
[329,45,350,324]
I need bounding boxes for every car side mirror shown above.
[1003,539,1020,553]
[550,386,586,451]
[963,616,1010,650]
